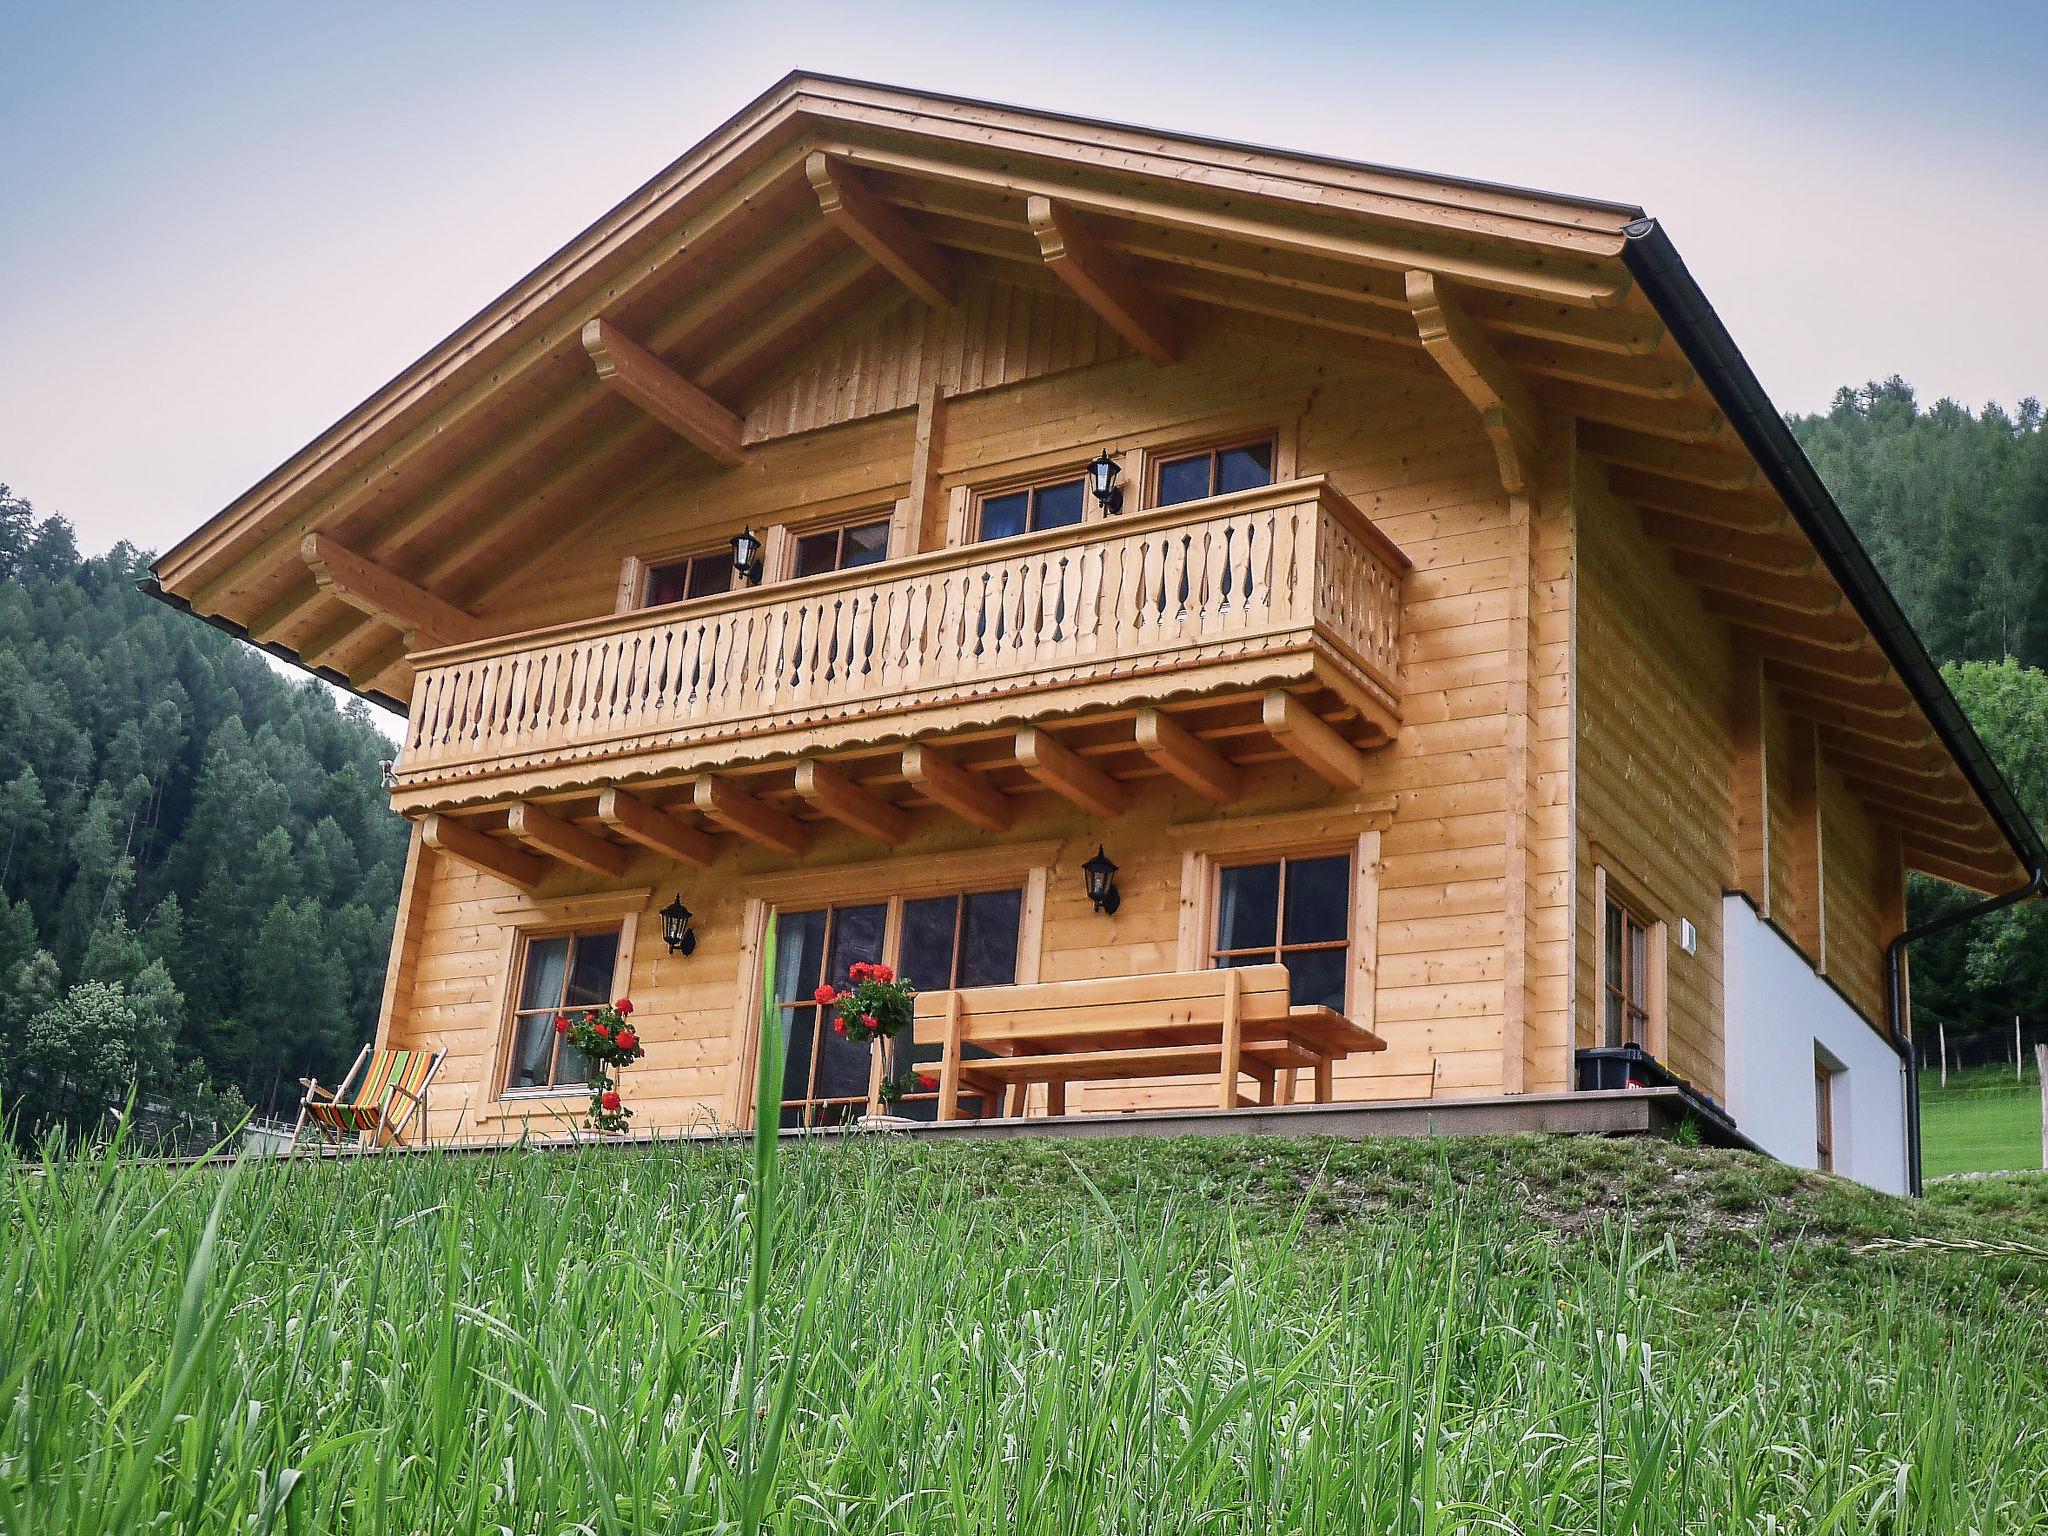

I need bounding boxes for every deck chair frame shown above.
[293,1044,445,1151]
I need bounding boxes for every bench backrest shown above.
[912,965,1291,1045]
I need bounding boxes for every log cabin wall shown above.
[373,307,1583,1135]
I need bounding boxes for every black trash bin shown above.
[1574,1043,1676,1093]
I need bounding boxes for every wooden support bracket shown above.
[421,814,548,890]
[299,532,484,650]
[692,776,808,856]
[795,760,912,845]
[507,801,631,879]
[581,317,746,467]
[1015,726,1126,818]
[596,788,719,867]
[1263,691,1366,789]
[1405,270,1541,494]
[901,745,1012,832]
[807,152,955,308]
[1028,195,1181,365]
[1134,709,1239,804]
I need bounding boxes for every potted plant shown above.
[555,997,645,1134]
[813,963,921,1126]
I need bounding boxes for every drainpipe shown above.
[1887,867,2046,1196]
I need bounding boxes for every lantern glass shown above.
[731,528,763,583]
[1081,845,1121,915]
[1086,449,1123,514]
[660,895,696,956]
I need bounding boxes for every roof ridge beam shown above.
[581,318,746,467]
[1027,196,1181,365]
[1405,270,1540,495]
[807,151,956,308]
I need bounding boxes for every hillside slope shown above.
[7,1133,2047,1533]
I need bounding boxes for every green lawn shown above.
[6,1131,2048,1533]
[1921,1066,2045,1176]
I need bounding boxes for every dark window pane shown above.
[899,896,961,992]
[980,491,1028,542]
[1282,856,1351,946]
[1286,947,1347,1011]
[960,889,1022,987]
[1156,454,1214,507]
[563,931,619,1008]
[1217,442,1274,494]
[553,1039,591,1087]
[517,936,570,1012]
[792,530,840,578]
[780,1005,818,1113]
[841,519,890,568]
[1604,902,1624,991]
[1216,862,1280,953]
[1032,479,1085,530]
[813,1026,872,1103]
[506,1012,555,1090]
[774,910,829,1003]
[684,556,730,599]
[826,903,887,990]
[644,561,692,607]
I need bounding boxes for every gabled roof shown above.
[146,71,2044,894]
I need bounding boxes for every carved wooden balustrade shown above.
[394,477,1406,805]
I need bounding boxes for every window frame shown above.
[500,926,623,1096]
[781,507,895,581]
[1590,864,1668,1059]
[1207,851,1356,1012]
[967,466,1093,545]
[1146,434,1280,510]
[634,546,737,611]
[1813,1053,1836,1172]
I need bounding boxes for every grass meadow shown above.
[1921,1065,2045,1176]
[6,1128,2048,1534]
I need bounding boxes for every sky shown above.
[1,0,2044,565]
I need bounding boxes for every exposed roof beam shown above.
[247,581,329,643]
[1607,467,1789,534]
[1406,270,1540,494]
[794,759,912,845]
[1015,726,1127,818]
[1263,691,1366,789]
[507,801,632,879]
[1581,423,1758,491]
[1667,552,1843,614]
[597,787,720,867]
[581,318,745,467]
[694,252,883,398]
[1763,661,1912,717]
[692,776,808,856]
[1843,776,1996,832]
[1027,196,1181,366]
[421,814,547,889]
[1729,626,1891,682]
[1639,512,1815,574]
[1819,728,1955,781]
[1901,842,2005,893]
[1135,709,1239,804]
[1701,591,1867,650]
[300,532,484,650]
[1776,686,1934,736]
[901,744,1011,832]
[806,152,955,308]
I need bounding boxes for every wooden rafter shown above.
[1763,661,1912,717]
[1842,776,2000,834]
[1581,423,1758,491]
[1262,691,1366,789]
[1666,552,1842,615]
[597,787,719,867]
[1729,626,1892,682]
[1134,709,1239,804]
[1406,270,1541,494]
[507,801,631,879]
[1015,727,1126,818]
[794,760,912,845]
[1027,195,1181,365]
[806,151,955,308]
[421,814,547,889]
[1639,511,1814,574]
[692,776,808,856]
[694,251,883,397]
[299,532,483,651]
[901,745,1011,831]
[581,318,746,467]
[1607,467,1788,534]
[1700,591,1868,649]
[1818,729,1956,782]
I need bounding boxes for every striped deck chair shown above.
[294,1045,445,1150]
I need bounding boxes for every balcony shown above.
[391,478,1408,852]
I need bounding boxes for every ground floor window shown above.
[769,889,1023,1127]
[1814,1054,1837,1171]
[1603,895,1653,1049]
[504,928,620,1092]
[1210,852,1352,1009]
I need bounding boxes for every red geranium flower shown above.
[594,1022,611,1039]
[614,998,634,1016]
[860,1013,878,1032]
[600,1090,621,1111]
[813,984,836,1005]
[616,1028,637,1052]
[554,1015,571,1035]
[875,964,894,983]
[832,1017,847,1036]
[917,1073,937,1091]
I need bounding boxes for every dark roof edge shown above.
[136,578,409,718]
[1619,218,2046,882]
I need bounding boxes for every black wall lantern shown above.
[1086,449,1124,515]
[1081,845,1121,915]
[731,527,764,585]
[659,894,697,956]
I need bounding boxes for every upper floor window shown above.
[792,514,891,578]
[643,549,734,608]
[1211,852,1353,1010]
[504,927,620,1093]
[976,474,1086,543]
[1154,439,1275,507]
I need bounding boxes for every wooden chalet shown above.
[150,75,2045,1191]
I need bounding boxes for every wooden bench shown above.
[911,965,1385,1121]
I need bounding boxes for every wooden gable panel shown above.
[740,273,1129,443]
